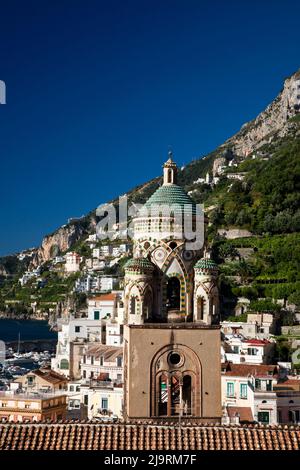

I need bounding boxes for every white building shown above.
[65,252,81,272]
[119,244,131,254]
[227,173,247,181]
[87,234,98,242]
[17,250,35,261]
[81,381,123,420]
[87,293,120,321]
[75,275,118,294]
[221,313,276,340]
[81,344,123,383]
[221,363,279,425]
[106,322,123,346]
[99,276,118,292]
[112,246,121,257]
[19,272,35,286]
[275,379,300,424]
[19,267,41,286]
[98,245,112,257]
[51,318,103,377]
[222,336,275,365]
[92,248,102,259]
[66,381,82,413]
[53,256,65,265]
[92,259,107,271]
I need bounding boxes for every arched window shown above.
[197,297,205,320]
[168,169,172,183]
[158,374,168,416]
[143,290,153,320]
[151,346,200,418]
[166,277,181,310]
[182,375,192,415]
[130,296,136,315]
[171,375,180,415]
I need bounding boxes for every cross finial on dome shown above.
[167,149,174,163]
[163,150,177,168]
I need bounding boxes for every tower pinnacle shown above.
[163,151,178,185]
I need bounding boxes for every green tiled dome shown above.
[194,258,218,271]
[124,257,155,273]
[142,184,197,216]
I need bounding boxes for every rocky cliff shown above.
[221,69,300,157]
[30,215,98,266]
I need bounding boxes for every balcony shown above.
[254,390,276,400]
[82,379,123,389]
[0,390,67,400]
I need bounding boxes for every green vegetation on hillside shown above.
[205,133,300,235]
[0,269,81,315]
[213,233,300,318]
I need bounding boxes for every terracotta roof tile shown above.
[223,363,278,378]
[243,339,271,345]
[274,379,300,391]
[89,293,117,301]
[0,422,299,450]
[31,369,67,384]
[227,406,254,423]
[85,344,122,361]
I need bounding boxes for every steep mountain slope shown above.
[220,69,300,157]
[201,122,300,235]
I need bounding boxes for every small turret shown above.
[193,257,219,324]
[163,151,178,185]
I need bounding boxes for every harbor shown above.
[0,319,57,387]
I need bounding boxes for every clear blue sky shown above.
[0,0,299,256]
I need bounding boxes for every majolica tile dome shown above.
[194,258,219,273]
[124,257,155,274]
[133,153,201,244]
[143,184,197,216]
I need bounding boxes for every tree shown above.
[74,292,87,309]
[288,291,300,308]
[236,259,253,284]
[280,311,296,326]
[275,341,292,362]
[210,208,224,226]
[249,298,281,313]
[218,243,239,261]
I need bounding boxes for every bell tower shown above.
[123,157,221,423]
